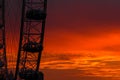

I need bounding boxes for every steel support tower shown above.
[15,0,47,80]
[0,0,8,80]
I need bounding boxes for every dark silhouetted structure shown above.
[0,0,8,80]
[15,0,47,80]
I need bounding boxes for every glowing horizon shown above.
[4,0,120,80]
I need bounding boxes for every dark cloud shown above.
[103,60,120,68]
[102,45,120,52]
[42,53,85,62]
[45,61,74,66]
[47,0,120,37]
[42,69,120,80]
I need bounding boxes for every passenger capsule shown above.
[0,24,3,29]
[38,71,44,80]
[23,41,43,53]
[0,73,4,80]
[26,9,46,20]
[0,44,3,49]
[0,5,1,8]
[0,60,4,67]
[19,68,38,80]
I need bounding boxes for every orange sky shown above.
[4,0,120,80]
[4,0,120,55]
[43,0,120,55]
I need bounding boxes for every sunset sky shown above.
[4,0,120,80]
[44,0,120,54]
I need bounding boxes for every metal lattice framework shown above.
[15,0,47,80]
[0,0,8,80]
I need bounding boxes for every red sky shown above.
[4,0,120,80]
[42,0,120,55]
[5,0,120,55]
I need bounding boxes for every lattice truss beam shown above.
[0,0,8,80]
[15,0,47,80]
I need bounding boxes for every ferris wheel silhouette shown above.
[0,0,47,80]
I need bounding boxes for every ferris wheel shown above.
[14,0,47,80]
[0,0,8,80]
[0,0,47,80]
